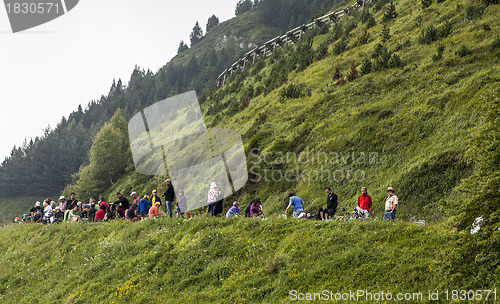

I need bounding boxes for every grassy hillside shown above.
[197,0,500,220]
[1,218,492,303]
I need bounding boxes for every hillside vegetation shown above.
[0,218,488,303]
[1,0,499,302]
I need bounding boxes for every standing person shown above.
[138,195,150,218]
[212,186,224,217]
[207,182,218,216]
[67,193,78,210]
[226,201,240,218]
[162,179,175,217]
[244,199,255,218]
[357,187,372,220]
[384,187,398,221]
[285,192,304,218]
[149,190,162,210]
[130,191,140,206]
[58,196,67,213]
[319,187,338,220]
[176,190,187,218]
[250,198,264,218]
[42,200,52,223]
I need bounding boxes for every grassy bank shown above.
[0,217,495,303]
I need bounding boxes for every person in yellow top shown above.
[149,190,162,210]
[384,187,398,221]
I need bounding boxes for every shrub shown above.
[455,44,472,57]
[418,25,439,44]
[374,0,390,12]
[381,24,391,42]
[388,53,402,67]
[357,30,369,45]
[436,0,446,3]
[347,62,359,81]
[463,4,485,21]
[361,58,372,75]
[421,0,433,9]
[241,96,251,110]
[280,82,309,100]
[432,43,445,61]
[332,36,348,55]
[439,21,453,38]
[361,9,376,28]
[332,67,342,80]
[336,76,346,86]
[383,1,397,22]
[482,0,499,5]
[492,35,500,51]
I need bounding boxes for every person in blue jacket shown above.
[138,195,151,218]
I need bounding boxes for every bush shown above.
[418,25,439,44]
[280,82,309,100]
[381,24,391,42]
[347,62,359,81]
[463,4,485,21]
[432,43,445,61]
[361,58,372,75]
[357,30,369,45]
[455,44,472,57]
[492,35,500,51]
[421,0,433,9]
[439,21,453,38]
[482,0,499,5]
[361,9,376,28]
[388,53,402,67]
[332,36,348,55]
[241,96,251,110]
[383,1,398,22]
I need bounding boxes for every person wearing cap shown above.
[285,192,304,218]
[138,195,150,218]
[384,187,398,221]
[149,190,162,209]
[226,201,240,218]
[357,187,372,220]
[319,187,338,220]
[130,192,140,205]
[176,190,187,218]
[58,196,67,213]
[67,193,78,210]
[148,201,162,218]
[162,179,175,217]
[207,182,218,216]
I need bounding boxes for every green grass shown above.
[1,217,488,303]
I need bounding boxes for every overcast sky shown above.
[0,0,237,162]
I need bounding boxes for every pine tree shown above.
[332,67,342,80]
[381,24,391,42]
[206,14,220,33]
[383,1,397,22]
[347,62,359,81]
[177,41,189,54]
[189,21,204,46]
[235,0,253,15]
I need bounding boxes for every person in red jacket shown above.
[94,204,107,221]
[357,187,372,220]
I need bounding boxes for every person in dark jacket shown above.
[162,179,175,217]
[114,192,130,210]
[67,193,78,210]
[319,187,338,220]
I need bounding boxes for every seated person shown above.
[148,201,162,218]
[125,204,138,221]
[176,190,188,218]
[250,198,263,218]
[226,201,240,218]
[356,187,372,219]
[94,204,107,221]
[138,195,150,218]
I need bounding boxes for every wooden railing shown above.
[216,0,371,88]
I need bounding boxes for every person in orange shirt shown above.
[148,201,162,218]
